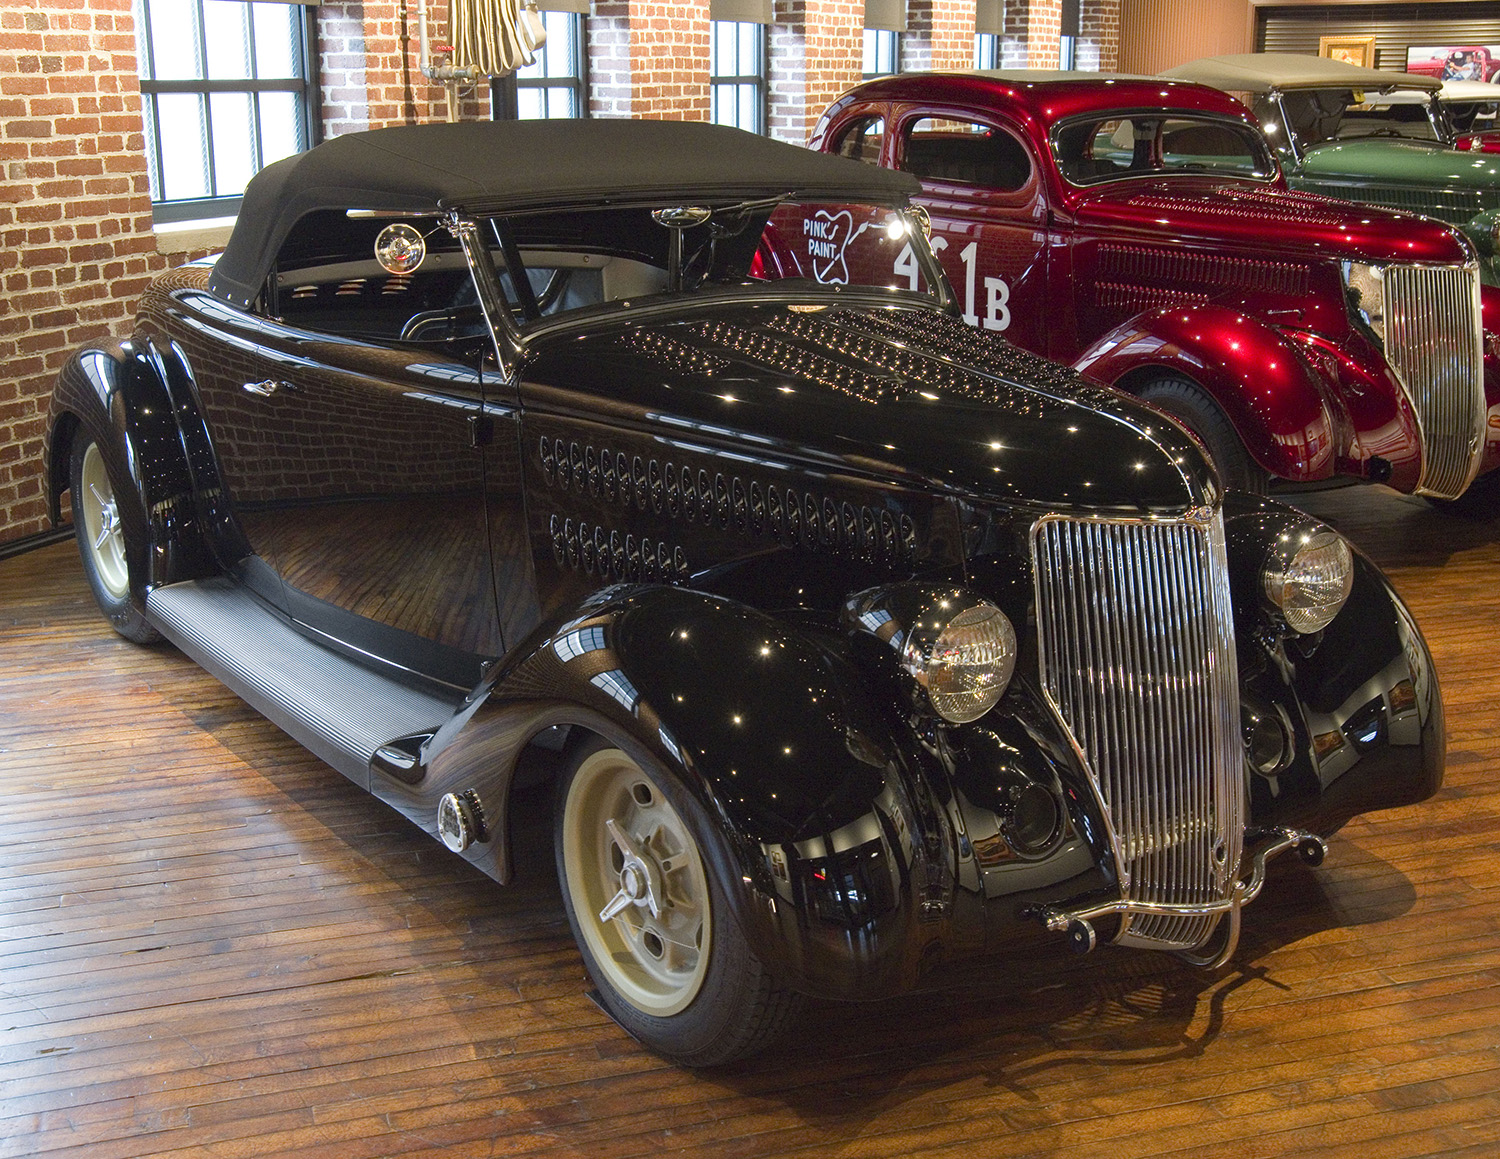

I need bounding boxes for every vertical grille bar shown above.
[1383,264,1486,501]
[1033,513,1243,952]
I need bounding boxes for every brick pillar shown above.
[904,0,977,73]
[0,0,171,542]
[323,0,489,135]
[319,2,373,135]
[767,0,863,145]
[1079,0,1121,71]
[590,0,711,120]
[1000,0,1061,68]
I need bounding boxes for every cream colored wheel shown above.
[560,746,710,1016]
[78,441,129,599]
[69,434,158,643]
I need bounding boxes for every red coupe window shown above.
[1053,113,1276,185]
[899,117,1032,192]
[834,116,886,165]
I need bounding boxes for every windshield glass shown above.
[482,197,946,326]
[268,198,947,353]
[1257,90,1447,151]
[1052,112,1277,185]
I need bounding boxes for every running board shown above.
[145,578,463,789]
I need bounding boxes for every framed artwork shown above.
[1319,36,1377,68]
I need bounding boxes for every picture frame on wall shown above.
[1319,35,1377,68]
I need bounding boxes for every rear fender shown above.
[416,585,949,999]
[47,342,214,594]
[1073,304,1340,483]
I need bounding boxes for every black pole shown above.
[491,74,519,120]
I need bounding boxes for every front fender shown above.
[47,342,213,593]
[1223,495,1444,835]
[422,585,949,1000]
[1480,281,1500,477]
[1072,304,1339,483]
[1464,207,1500,288]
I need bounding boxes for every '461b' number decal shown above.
[894,239,1010,332]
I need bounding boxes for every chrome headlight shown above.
[845,585,1017,723]
[1262,527,1354,634]
[1342,260,1386,345]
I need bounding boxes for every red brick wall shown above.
[905,0,979,73]
[321,0,486,133]
[591,0,711,120]
[1080,0,1122,70]
[768,0,863,145]
[0,0,169,541]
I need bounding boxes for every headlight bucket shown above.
[845,584,1017,724]
[1341,260,1386,346]
[1262,526,1354,635]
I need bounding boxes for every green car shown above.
[1165,53,1500,282]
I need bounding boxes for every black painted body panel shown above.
[46,252,1442,1001]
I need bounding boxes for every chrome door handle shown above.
[241,379,297,397]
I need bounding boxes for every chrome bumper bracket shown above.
[1035,826,1328,968]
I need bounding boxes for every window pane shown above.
[147,0,202,81]
[156,92,210,200]
[712,23,731,75]
[258,91,303,165]
[141,99,163,200]
[251,2,298,78]
[738,84,756,131]
[517,12,582,120]
[204,0,251,80]
[543,11,574,76]
[210,91,255,195]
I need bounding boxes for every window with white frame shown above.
[711,21,766,133]
[516,10,587,118]
[863,29,899,78]
[133,0,316,221]
[974,34,1000,69]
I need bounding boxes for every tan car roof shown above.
[1162,53,1441,94]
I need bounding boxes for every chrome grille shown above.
[1032,513,1243,951]
[1383,264,1486,500]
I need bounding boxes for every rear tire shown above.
[70,435,159,643]
[555,735,801,1066]
[1139,376,1269,496]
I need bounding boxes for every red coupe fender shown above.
[1481,283,1500,477]
[1072,304,1341,484]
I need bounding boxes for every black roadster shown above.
[48,120,1442,1065]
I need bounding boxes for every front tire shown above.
[1140,376,1269,495]
[555,736,801,1066]
[70,435,158,643]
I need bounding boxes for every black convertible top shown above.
[209,119,921,306]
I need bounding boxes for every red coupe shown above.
[811,71,1500,503]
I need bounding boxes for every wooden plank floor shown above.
[1,484,1497,1158]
